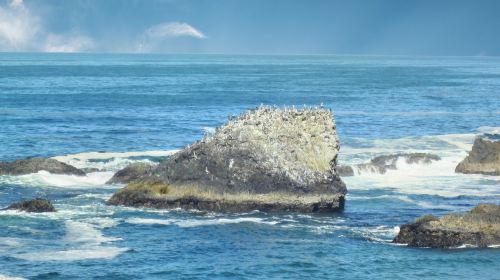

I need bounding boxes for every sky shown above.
[0,0,499,55]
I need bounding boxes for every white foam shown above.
[175,217,279,227]
[0,171,115,188]
[83,217,120,228]
[126,218,171,225]
[0,274,27,280]
[14,220,127,262]
[453,244,478,249]
[52,150,178,172]
[63,220,120,244]
[350,225,400,242]
[477,126,500,135]
[0,237,23,250]
[16,247,127,262]
[53,150,178,162]
[341,131,500,197]
[345,154,500,197]
[126,217,279,227]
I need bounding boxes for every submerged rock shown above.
[0,157,85,176]
[5,198,56,213]
[106,162,155,184]
[455,137,500,176]
[340,153,441,176]
[356,153,440,174]
[108,106,347,212]
[81,167,100,173]
[393,204,500,248]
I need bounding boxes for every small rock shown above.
[0,157,85,176]
[106,162,155,184]
[5,198,56,213]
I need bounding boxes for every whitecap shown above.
[126,218,171,225]
[83,217,120,228]
[176,217,279,228]
[15,247,128,262]
[477,126,500,135]
[52,150,178,172]
[0,274,27,280]
[13,220,126,262]
[63,221,121,244]
[0,170,115,188]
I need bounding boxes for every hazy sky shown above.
[0,0,499,55]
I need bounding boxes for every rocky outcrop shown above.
[108,107,347,213]
[455,138,500,175]
[393,204,500,248]
[106,162,155,184]
[4,198,56,213]
[0,157,85,176]
[337,153,441,177]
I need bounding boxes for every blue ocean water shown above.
[0,53,499,279]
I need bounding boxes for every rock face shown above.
[393,204,500,248]
[455,138,500,176]
[4,198,56,213]
[0,158,85,176]
[106,162,155,184]
[108,107,347,213]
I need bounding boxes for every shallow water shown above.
[0,54,499,279]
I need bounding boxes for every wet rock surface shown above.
[393,204,500,248]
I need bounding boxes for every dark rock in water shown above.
[108,106,347,213]
[5,198,56,213]
[337,165,354,177]
[355,153,441,174]
[393,204,500,248]
[455,137,500,176]
[81,167,100,173]
[106,162,155,184]
[0,157,85,176]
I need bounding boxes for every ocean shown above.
[0,53,499,279]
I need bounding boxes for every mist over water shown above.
[0,54,499,279]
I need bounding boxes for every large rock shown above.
[108,107,347,212]
[393,204,500,248]
[0,157,85,176]
[455,137,500,175]
[4,198,56,213]
[106,162,155,184]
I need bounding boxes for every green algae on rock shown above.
[108,106,346,212]
[393,204,500,248]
